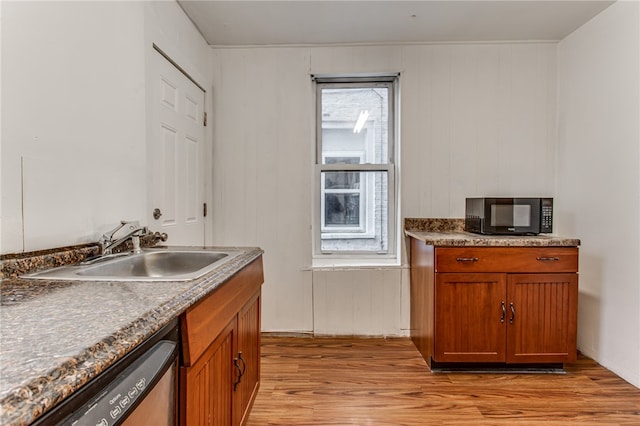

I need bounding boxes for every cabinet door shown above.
[435,273,507,362]
[181,319,236,426]
[507,274,578,363]
[233,292,261,426]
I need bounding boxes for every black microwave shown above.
[465,197,553,235]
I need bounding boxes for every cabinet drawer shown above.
[435,247,578,273]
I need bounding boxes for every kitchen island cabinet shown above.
[407,230,579,368]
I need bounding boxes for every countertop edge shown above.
[405,230,581,247]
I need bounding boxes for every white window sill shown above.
[308,256,402,270]
[320,233,376,240]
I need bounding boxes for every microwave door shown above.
[487,199,540,235]
[513,204,532,229]
[515,198,541,234]
[490,204,516,228]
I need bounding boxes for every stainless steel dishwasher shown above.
[33,319,179,426]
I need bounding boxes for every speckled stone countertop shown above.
[404,218,580,247]
[0,246,263,426]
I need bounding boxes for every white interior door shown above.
[150,50,206,245]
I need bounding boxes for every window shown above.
[313,76,398,260]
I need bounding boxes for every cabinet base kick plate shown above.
[430,360,565,374]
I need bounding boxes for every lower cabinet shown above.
[182,319,236,425]
[434,272,507,363]
[410,241,579,367]
[180,257,263,426]
[506,273,578,364]
[435,272,578,364]
[234,293,261,425]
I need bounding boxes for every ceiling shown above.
[177,0,615,47]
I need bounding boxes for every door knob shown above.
[153,208,162,220]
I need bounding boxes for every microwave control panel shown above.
[541,198,553,233]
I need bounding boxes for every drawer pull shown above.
[509,303,516,324]
[536,257,560,262]
[456,257,479,262]
[500,301,506,323]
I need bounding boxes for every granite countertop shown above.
[404,218,581,247]
[0,246,263,426]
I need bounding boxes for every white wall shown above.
[0,3,4,254]
[557,0,640,387]
[209,43,558,335]
[209,48,315,333]
[2,1,145,252]
[1,1,211,253]
[402,44,558,216]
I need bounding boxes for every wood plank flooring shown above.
[246,336,640,425]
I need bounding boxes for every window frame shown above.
[312,75,399,263]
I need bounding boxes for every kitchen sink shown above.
[22,248,242,282]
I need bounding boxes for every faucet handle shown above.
[121,220,141,229]
[103,220,136,239]
[153,232,169,242]
[100,221,143,250]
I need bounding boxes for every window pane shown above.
[321,87,389,165]
[325,156,360,165]
[325,172,360,190]
[325,194,360,226]
[321,171,388,253]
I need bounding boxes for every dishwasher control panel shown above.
[64,341,175,426]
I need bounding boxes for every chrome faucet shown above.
[100,220,148,255]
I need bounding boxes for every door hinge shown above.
[203,202,207,217]
[203,112,207,127]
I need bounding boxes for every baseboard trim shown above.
[261,331,411,340]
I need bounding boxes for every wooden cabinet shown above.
[505,273,578,364]
[180,257,263,426]
[182,319,236,425]
[233,293,261,426]
[410,241,578,367]
[434,273,507,363]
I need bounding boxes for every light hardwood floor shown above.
[246,336,640,425]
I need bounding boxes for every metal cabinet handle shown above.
[500,301,506,323]
[456,257,479,262]
[536,257,560,261]
[237,351,246,376]
[233,352,247,391]
[233,357,242,391]
[509,303,516,324]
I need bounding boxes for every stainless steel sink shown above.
[23,248,242,282]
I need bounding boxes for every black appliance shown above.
[465,197,553,235]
